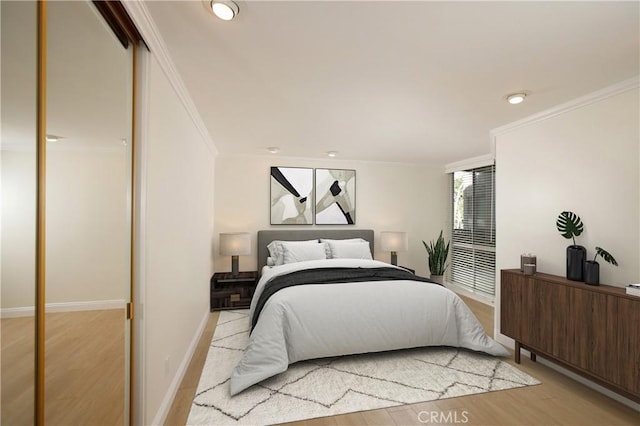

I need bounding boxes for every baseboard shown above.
[151,309,210,426]
[496,333,640,412]
[445,281,495,307]
[1,299,126,318]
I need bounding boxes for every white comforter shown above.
[230,259,508,395]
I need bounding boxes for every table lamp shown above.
[380,231,408,266]
[219,232,251,276]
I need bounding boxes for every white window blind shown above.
[450,164,496,297]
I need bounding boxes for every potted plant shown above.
[584,246,618,286]
[422,230,450,284]
[556,211,586,281]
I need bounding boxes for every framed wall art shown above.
[270,167,313,225]
[315,168,356,225]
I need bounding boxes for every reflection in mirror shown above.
[1,1,38,424]
[44,1,132,424]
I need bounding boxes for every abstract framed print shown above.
[315,168,356,225]
[270,167,313,225]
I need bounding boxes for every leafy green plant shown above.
[422,230,450,276]
[592,246,618,266]
[556,211,584,245]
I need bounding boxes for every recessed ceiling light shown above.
[506,92,527,105]
[267,147,279,154]
[211,1,239,21]
[327,151,338,157]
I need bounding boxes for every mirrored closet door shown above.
[1,1,142,423]
[45,1,133,423]
[1,1,38,424]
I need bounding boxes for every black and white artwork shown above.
[315,169,356,225]
[270,167,313,225]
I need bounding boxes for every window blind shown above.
[450,165,495,297]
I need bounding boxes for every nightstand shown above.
[210,271,258,311]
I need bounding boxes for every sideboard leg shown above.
[530,352,536,362]
[514,341,521,364]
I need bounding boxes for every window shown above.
[450,164,495,297]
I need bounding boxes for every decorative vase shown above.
[584,260,600,286]
[566,245,586,281]
[430,274,444,285]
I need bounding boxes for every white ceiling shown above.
[2,1,638,163]
[145,0,639,164]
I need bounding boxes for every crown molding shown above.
[444,153,495,174]
[122,1,218,157]
[491,76,639,138]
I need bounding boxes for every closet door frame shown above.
[35,3,47,423]
[35,2,143,424]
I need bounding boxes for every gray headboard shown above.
[257,229,375,273]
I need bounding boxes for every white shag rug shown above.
[187,310,539,426]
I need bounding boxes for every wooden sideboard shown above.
[500,269,640,403]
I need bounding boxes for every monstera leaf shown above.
[556,211,584,245]
[594,247,618,266]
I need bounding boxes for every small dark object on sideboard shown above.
[584,246,618,286]
[556,211,586,281]
[566,245,586,281]
[583,260,600,285]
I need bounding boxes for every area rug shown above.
[187,310,540,425]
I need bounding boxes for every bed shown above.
[230,229,509,395]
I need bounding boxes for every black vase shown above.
[584,260,600,286]
[566,245,586,281]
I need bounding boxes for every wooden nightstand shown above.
[210,271,258,311]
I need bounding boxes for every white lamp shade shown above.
[380,232,408,252]
[219,232,251,256]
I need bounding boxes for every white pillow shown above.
[327,240,372,260]
[319,238,366,243]
[267,239,318,265]
[282,241,327,264]
[320,238,367,258]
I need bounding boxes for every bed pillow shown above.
[267,239,318,266]
[319,238,366,243]
[281,241,327,264]
[320,238,367,258]
[327,240,373,260]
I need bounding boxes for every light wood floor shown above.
[165,296,639,426]
[1,309,125,426]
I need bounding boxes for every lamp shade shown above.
[219,232,251,256]
[380,232,408,252]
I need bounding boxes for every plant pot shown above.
[430,274,444,285]
[566,245,586,281]
[584,260,600,286]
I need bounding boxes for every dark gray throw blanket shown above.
[252,267,441,330]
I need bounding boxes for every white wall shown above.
[1,148,128,309]
[46,148,129,304]
[495,84,640,336]
[214,155,449,277]
[143,54,216,424]
[1,150,36,308]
